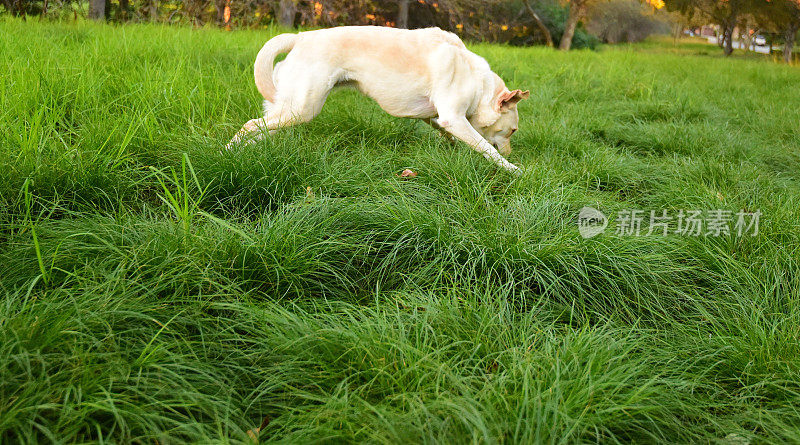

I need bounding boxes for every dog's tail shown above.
[254,33,298,102]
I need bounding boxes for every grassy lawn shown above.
[1,19,800,443]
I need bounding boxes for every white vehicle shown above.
[754,35,767,46]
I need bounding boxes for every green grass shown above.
[2,18,800,443]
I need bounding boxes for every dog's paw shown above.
[507,164,523,176]
[223,139,238,151]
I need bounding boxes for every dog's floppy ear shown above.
[495,89,530,111]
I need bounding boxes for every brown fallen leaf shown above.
[246,415,271,443]
[246,429,258,442]
[397,169,418,178]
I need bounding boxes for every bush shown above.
[508,0,600,49]
[586,0,670,43]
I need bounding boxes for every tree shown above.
[784,21,799,62]
[1,0,29,16]
[397,0,411,28]
[560,0,589,50]
[88,0,107,20]
[586,0,670,43]
[139,0,159,21]
[89,0,106,20]
[665,0,750,55]
[525,0,554,46]
[773,0,800,62]
[743,0,798,61]
[719,0,742,55]
[117,0,130,20]
[279,0,296,27]
[215,0,226,24]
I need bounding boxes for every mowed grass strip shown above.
[1,19,800,443]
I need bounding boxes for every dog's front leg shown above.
[422,118,457,146]
[435,117,521,175]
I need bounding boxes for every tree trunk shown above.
[9,0,26,16]
[723,21,735,56]
[749,27,760,51]
[118,0,130,20]
[149,0,159,21]
[88,0,106,20]
[741,30,748,53]
[278,0,296,28]
[559,0,583,51]
[215,0,225,24]
[525,1,553,47]
[785,23,798,64]
[672,22,682,44]
[397,0,410,28]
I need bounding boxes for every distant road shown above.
[705,36,777,55]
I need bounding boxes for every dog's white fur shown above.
[227,26,529,174]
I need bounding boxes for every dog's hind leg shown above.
[225,107,315,150]
[225,118,271,149]
[226,82,331,150]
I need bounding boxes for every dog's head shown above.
[474,88,529,156]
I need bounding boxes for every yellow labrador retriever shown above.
[227,26,529,174]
